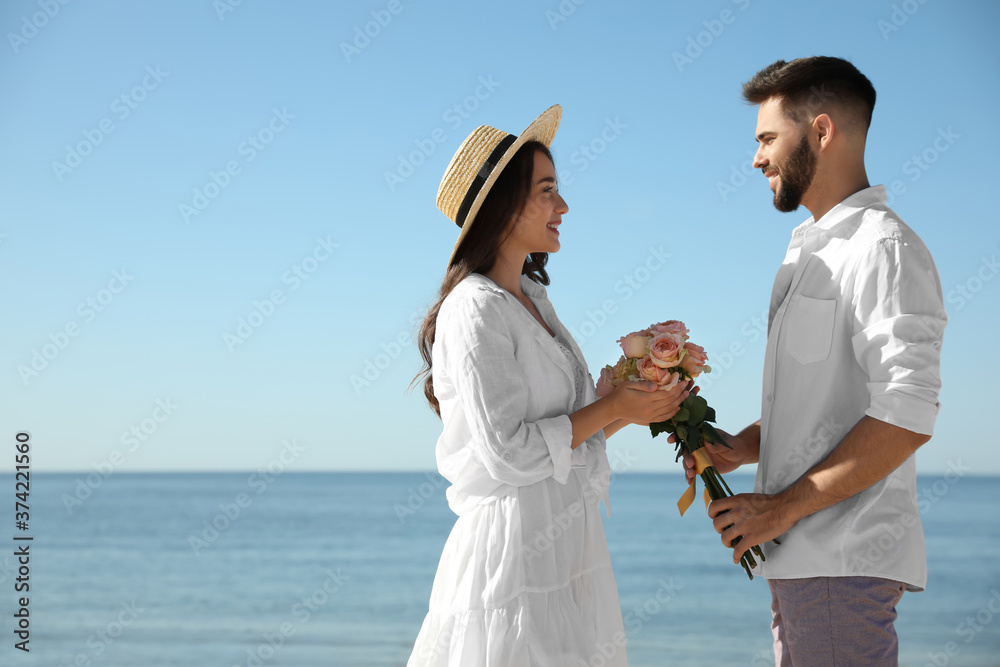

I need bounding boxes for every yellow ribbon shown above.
[677,448,712,516]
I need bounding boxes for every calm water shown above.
[0,472,997,667]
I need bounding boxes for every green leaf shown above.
[701,422,732,449]
[704,406,717,423]
[675,423,689,444]
[673,407,690,423]
[649,421,673,439]
[686,395,708,424]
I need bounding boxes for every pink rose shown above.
[680,342,710,377]
[650,320,689,339]
[657,370,683,391]
[638,357,682,389]
[617,331,651,359]
[596,365,615,398]
[636,356,670,384]
[648,332,687,369]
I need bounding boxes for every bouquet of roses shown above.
[595,320,767,580]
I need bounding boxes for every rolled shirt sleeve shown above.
[440,294,574,487]
[850,236,947,435]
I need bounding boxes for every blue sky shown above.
[2,0,997,474]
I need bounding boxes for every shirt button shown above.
[766,393,774,403]
[503,452,512,462]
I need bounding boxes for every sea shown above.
[0,472,997,667]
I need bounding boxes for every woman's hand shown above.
[609,380,691,426]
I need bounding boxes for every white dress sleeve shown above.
[438,292,574,487]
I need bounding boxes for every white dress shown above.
[407,273,627,667]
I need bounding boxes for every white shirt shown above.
[432,273,611,516]
[756,185,947,591]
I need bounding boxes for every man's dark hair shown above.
[742,56,877,133]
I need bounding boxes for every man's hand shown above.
[676,427,755,484]
[707,493,798,564]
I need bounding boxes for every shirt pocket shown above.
[782,295,837,365]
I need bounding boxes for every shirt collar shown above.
[520,274,548,299]
[467,272,549,302]
[789,185,886,243]
[465,271,504,295]
[815,185,886,231]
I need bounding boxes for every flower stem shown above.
[697,465,763,581]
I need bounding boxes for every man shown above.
[689,57,947,665]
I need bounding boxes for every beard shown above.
[772,134,817,213]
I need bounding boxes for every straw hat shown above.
[436,104,562,268]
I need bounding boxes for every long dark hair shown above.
[414,140,553,417]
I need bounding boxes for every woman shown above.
[408,105,689,666]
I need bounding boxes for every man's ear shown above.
[812,113,835,151]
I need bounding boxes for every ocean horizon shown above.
[0,471,997,666]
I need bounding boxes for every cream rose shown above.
[617,331,652,359]
[614,357,640,383]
